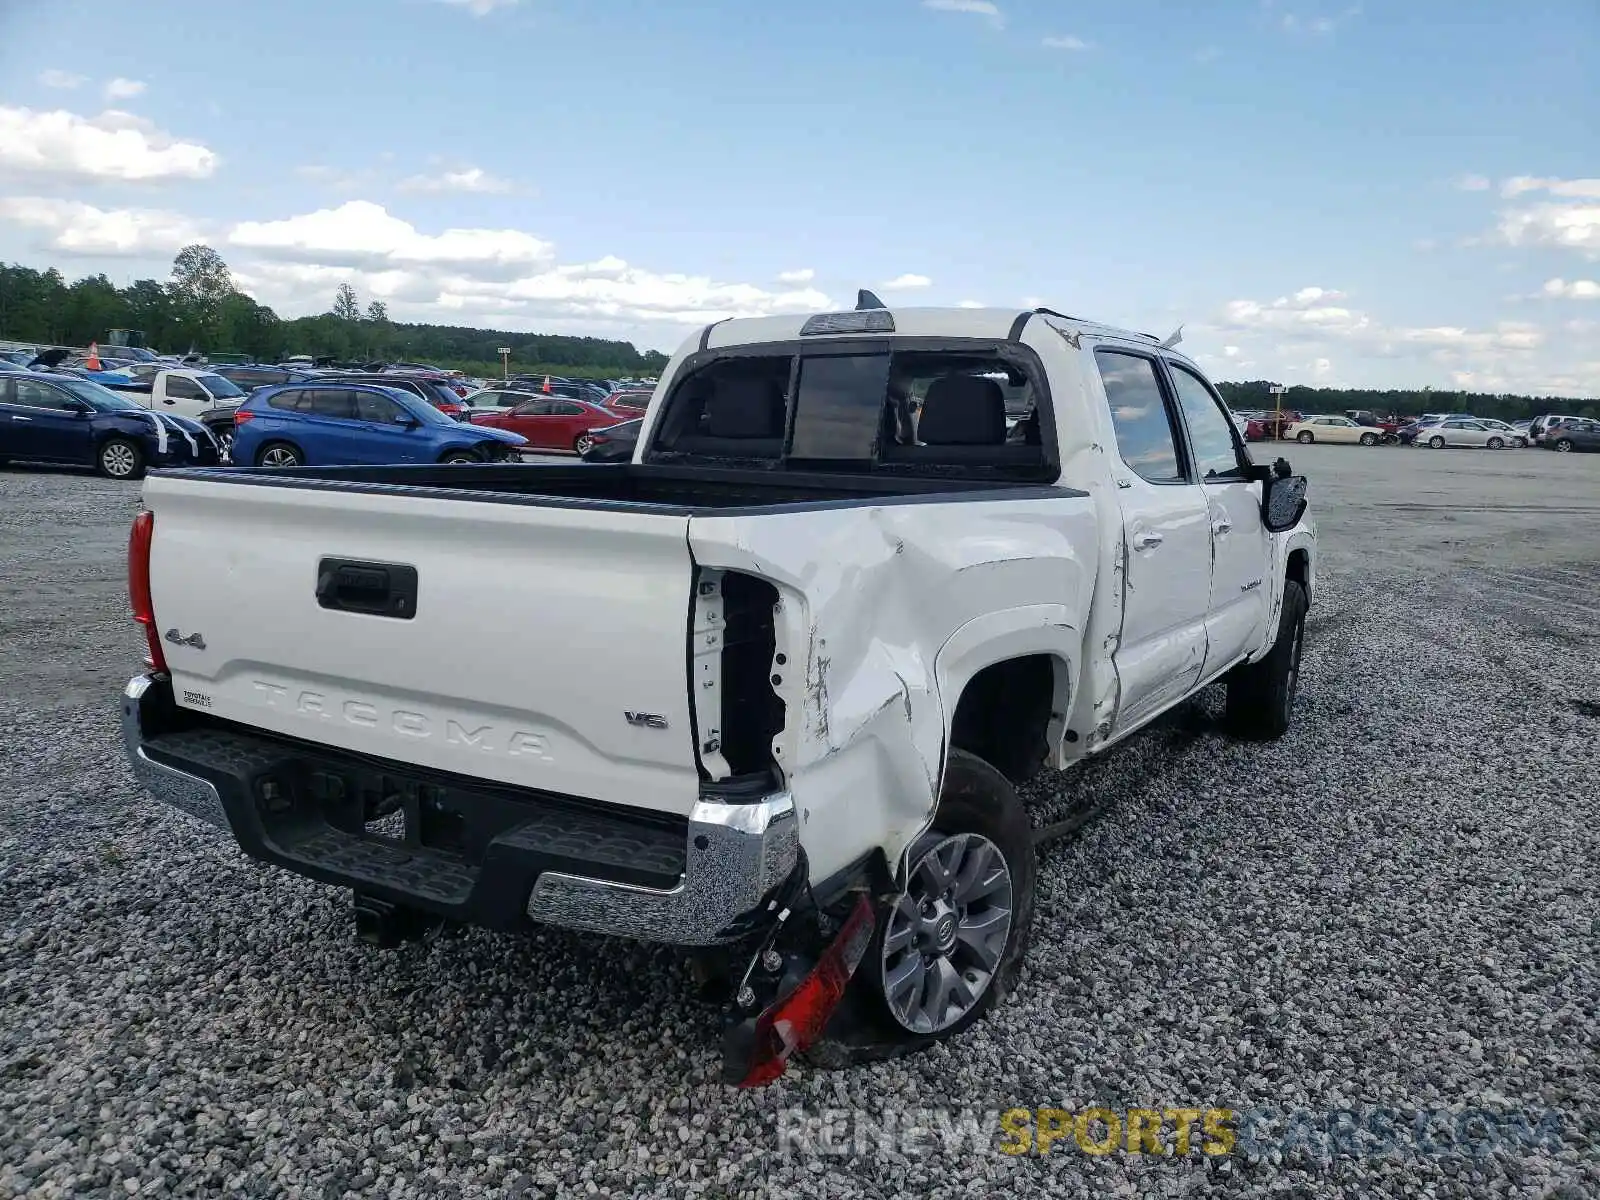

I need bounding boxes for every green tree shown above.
[168,244,234,348]
[332,282,361,322]
[365,299,389,323]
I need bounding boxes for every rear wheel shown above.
[1429,435,1446,449]
[1555,438,1574,453]
[863,751,1034,1043]
[1359,432,1378,446]
[257,441,303,468]
[1487,437,1504,450]
[97,437,145,480]
[1225,579,1308,741]
[1296,430,1314,444]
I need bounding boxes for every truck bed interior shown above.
[172,462,1067,513]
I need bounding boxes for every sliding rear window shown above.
[646,341,1055,480]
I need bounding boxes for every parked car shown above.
[1530,414,1585,445]
[1542,418,1600,453]
[335,373,469,420]
[90,368,251,459]
[0,369,220,479]
[1412,418,1514,449]
[578,416,642,462]
[469,395,632,454]
[1285,415,1383,445]
[120,301,1315,1086]
[231,382,527,467]
[456,387,536,416]
[1244,410,1302,441]
[603,389,653,414]
[213,365,323,394]
[1473,417,1529,447]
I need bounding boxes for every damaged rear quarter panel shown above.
[688,495,1097,881]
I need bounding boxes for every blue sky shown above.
[0,0,1596,393]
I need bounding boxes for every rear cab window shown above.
[644,340,1056,480]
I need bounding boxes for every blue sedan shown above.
[0,369,219,479]
[232,381,527,467]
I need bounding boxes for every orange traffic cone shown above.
[86,342,102,371]
[542,374,552,394]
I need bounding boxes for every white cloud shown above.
[1220,286,1545,354]
[1222,345,1242,358]
[922,0,1004,27]
[436,0,519,14]
[1500,176,1600,200]
[1541,278,1600,300]
[0,106,216,182]
[881,273,932,290]
[0,196,203,256]
[1455,174,1491,192]
[228,201,554,273]
[1042,35,1092,50]
[958,299,985,308]
[398,166,515,194]
[38,70,86,90]
[213,200,836,336]
[104,78,146,101]
[777,268,815,284]
[1498,201,1600,258]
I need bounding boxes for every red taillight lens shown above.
[234,409,256,424]
[128,510,168,673]
[734,896,875,1088]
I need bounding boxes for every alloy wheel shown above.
[101,443,137,478]
[880,833,1014,1034]
[262,446,300,467]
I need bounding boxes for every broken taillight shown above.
[731,895,876,1088]
[128,510,168,673]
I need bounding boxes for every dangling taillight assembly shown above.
[128,510,168,673]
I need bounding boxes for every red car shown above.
[603,389,653,414]
[469,396,631,454]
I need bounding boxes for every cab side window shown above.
[1096,350,1185,484]
[165,376,206,401]
[1167,363,1248,480]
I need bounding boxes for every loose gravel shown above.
[2,452,1598,1199]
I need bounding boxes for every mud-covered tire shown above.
[1225,579,1308,741]
[808,749,1035,1066]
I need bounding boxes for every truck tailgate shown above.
[143,477,702,814]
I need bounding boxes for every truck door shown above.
[1094,348,1213,731]
[1163,360,1270,673]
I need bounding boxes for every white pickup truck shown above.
[104,367,250,458]
[121,301,1316,1084]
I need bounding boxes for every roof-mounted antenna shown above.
[1159,324,1184,349]
[856,289,886,311]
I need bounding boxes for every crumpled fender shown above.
[689,496,1095,882]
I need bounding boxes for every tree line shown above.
[1,249,1593,409]
[0,247,669,379]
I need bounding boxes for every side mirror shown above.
[393,415,419,429]
[67,400,92,416]
[1261,472,1308,532]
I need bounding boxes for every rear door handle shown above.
[1132,531,1164,551]
[1212,518,1233,536]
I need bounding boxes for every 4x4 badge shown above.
[164,629,207,650]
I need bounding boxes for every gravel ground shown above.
[2,447,1598,1199]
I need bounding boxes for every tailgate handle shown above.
[316,559,418,619]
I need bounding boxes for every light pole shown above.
[1269,383,1288,440]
